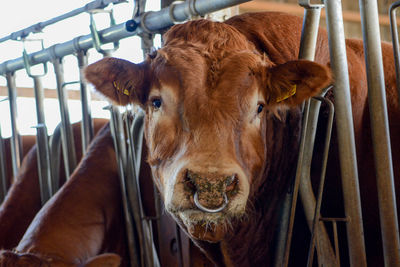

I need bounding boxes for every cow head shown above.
[85,19,331,243]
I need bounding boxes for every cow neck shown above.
[193,108,303,266]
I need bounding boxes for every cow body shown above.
[0,119,108,250]
[0,123,125,267]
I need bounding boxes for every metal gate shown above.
[0,0,399,266]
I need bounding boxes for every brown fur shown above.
[0,119,108,250]
[0,124,125,267]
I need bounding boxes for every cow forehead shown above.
[150,47,264,102]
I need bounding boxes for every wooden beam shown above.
[0,86,102,101]
[239,1,396,26]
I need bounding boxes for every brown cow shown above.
[2,11,399,266]
[0,123,125,267]
[84,12,400,266]
[0,119,108,249]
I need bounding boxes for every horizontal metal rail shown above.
[0,0,127,43]
[0,0,250,75]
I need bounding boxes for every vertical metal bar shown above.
[107,106,140,267]
[32,76,52,205]
[5,72,22,178]
[325,1,367,266]
[76,50,94,154]
[282,99,310,267]
[126,112,157,267]
[358,1,400,265]
[306,97,334,267]
[281,7,336,267]
[49,123,62,194]
[53,58,77,178]
[332,221,340,267]
[0,127,8,202]
[389,2,400,105]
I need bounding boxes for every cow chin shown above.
[176,210,241,243]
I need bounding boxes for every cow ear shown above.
[85,57,150,106]
[82,253,121,267]
[264,60,331,107]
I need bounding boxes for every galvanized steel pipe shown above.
[0,0,126,43]
[359,0,400,265]
[32,76,52,205]
[0,0,250,75]
[390,1,400,105]
[0,129,7,202]
[325,0,367,265]
[53,58,77,178]
[280,6,335,267]
[77,50,94,153]
[5,73,22,178]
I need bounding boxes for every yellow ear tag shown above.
[113,81,120,91]
[276,84,297,103]
[123,89,130,96]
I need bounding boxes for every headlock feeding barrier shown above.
[0,0,399,266]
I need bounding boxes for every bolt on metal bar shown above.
[325,0,367,266]
[389,1,400,105]
[76,50,94,154]
[358,0,400,266]
[0,0,127,43]
[306,96,335,267]
[5,73,22,179]
[0,0,251,75]
[106,106,140,267]
[53,58,77,179]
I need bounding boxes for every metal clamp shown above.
[185,0,201,19]
[169,1,185,24]
[140,11,156,33]
[22,39,48,78]
[89,9,119,55]
[298,0,324,8]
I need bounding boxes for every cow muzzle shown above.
[186,170,238,213]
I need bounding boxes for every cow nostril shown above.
[225,175,238,193]
[184,170,196,192]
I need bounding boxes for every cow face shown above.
[85,20,330,243]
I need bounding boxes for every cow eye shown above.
[152,98,162,109]
[257,103,264,114]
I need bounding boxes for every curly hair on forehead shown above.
[163,19,254,54]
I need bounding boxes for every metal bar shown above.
[0,0,126,43]
[0,0,250,75]
[306,96,334,267]
[77,50,94,153]
[359,1,400,265]
[107,106,140,267]
[325,1,367,266]
[332,221,341,267]
[282,7,336,267]
[282,99,310,267]
[0,128,7,202]
[49,123,62,195]
[5,73,22,178]
[53,58,77,178]
[32,77,52,205]
[125,111,152,267]
[389,1,400,105]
